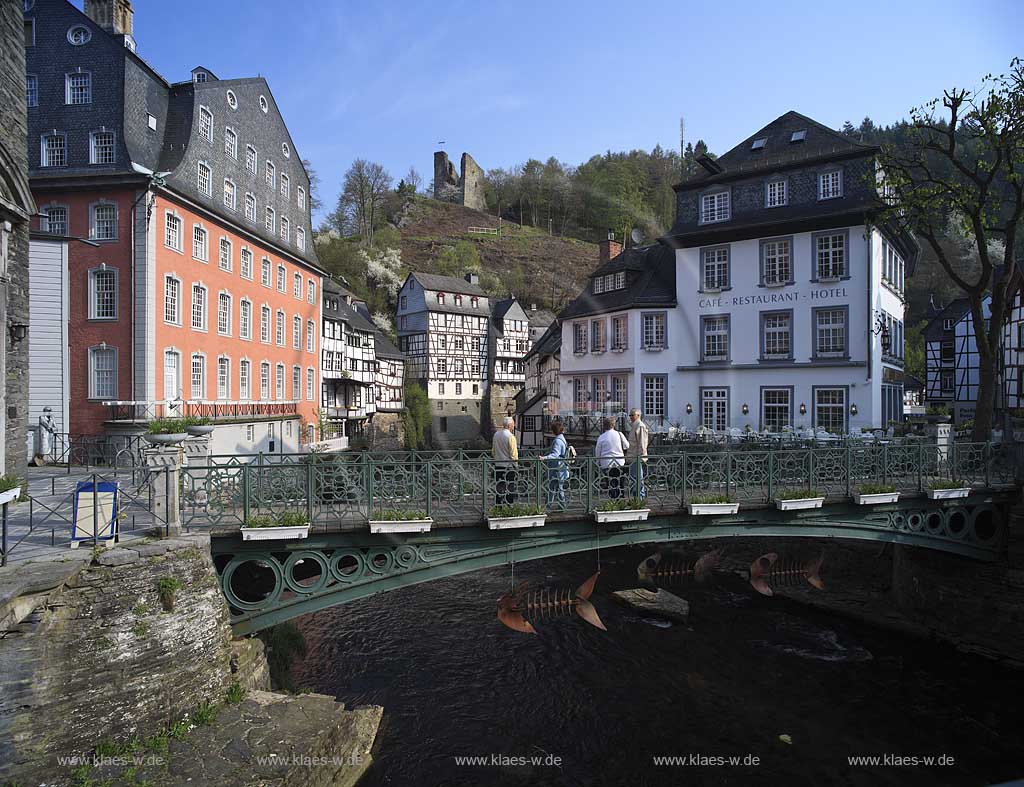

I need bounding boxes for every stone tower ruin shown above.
[433,151,486,212]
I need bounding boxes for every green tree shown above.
[904,320,927,382]
[402,384,431,449]
[875,58,1023,440]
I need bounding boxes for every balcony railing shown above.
[104,400,300,422]
[179,442,1017,533]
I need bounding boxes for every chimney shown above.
[85,0,134,36]
[598,229,622,266]
[530,303,537,312]
[464,272,480,286]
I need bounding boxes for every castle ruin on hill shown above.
[433,151,487,212]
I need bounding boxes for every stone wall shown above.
[459,152,487,212]
[0,0,30,479]
[432,150,487,212]
[0,535,238,780]
[370,411,405,451]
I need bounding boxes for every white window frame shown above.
[306,368,315,401]
[245,145,257,175]
[701,387,729,431]
[88,345,118,400]
[90,202,117,241]
[26,73,38,107]
[218,237,232,271]
[818,169,843,200]
[297,186,306,209]
[761,238,792,286]
[164,211,183,251]
[42,204,68,234]
[292,365,301,401]
[164,275,182,325]
[265,160,276,188]
[702,315,729,362]
[41,133,66,167]
[296,227,306,252]
[163,349,182,401]
[766,179,787,207]
[197,161,212,197]
[762,312,791,359]
[815,233,846,280]
[814,308,847,359]
[293,272,302,299]
[276,264,286,293]
[224,126,237,159]
[280,173,290,199]
[217,292,232,336]
[192,224,208,261]
[276,310,286,346]
[88,266,118,320]
[191,283,208,331]
[89,130,115,165]
[239,298,252,340]
[700,190,730,224]
[814,387,847,433]
[265,207,275,233]
[223,178,236,210]
[701,247,729,291]
[642,312,666,350]
[190,352,206,400]
[306,321,315,353]
[292,315,301,349]
[307,280,315,304]
[260,362,270,399]
[244,193,256,223]
[275,363,285,399]
[240,248,253,279]
[198,106,213,142]
[260,305,271,343]
[261,258,272,287]
[239,359,251,400]
[217,356,231,400]
[65,71,91,105]
[761,388,792,432]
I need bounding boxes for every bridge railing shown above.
[179,442,1016,532]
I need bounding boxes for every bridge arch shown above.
[212,498,1010,635]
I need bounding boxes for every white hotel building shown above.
[559,112,919,434]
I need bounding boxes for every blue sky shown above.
[124,0,1020,224]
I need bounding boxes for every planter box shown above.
[240,524,310,541]
[186,424,215,436]
[0,486,22,506]
[369,518,433,534]
[144,433,189,445]
[775,497,825,511]
[853,491,900,505]
[594,508,650,524]
[685,502,739,515]
[487,514,547,530]
[926,487,971,500]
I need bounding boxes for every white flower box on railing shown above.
[853,491,900,505]
[369,517,433,534]
[775,496,825,511]
[240,524,310,541]
[926,487,971,500]
[594,508,650,524]
[685,502,739,515]
[487,513,547,530]
[0,486,23,506]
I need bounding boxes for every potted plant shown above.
[853,483,900,505]
[0,474,23,506]
[185,416,215,436]
[369,509,433,534]
[487,503,546,530]
[685,492,739,515]
[924,405,951,424]
[594,498,650,524]
[144,417,190,445]
[926,479,971,500]
[240,511,311,541]
[775,489,825,510]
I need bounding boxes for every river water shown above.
[291,544,1024,787]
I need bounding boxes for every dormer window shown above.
[791,130,807,143]
[766,179,787,208]
[193,71,207,83]
[471,297,478,308]
[700,191,730,224]
[751,137,767,151]
[454,294,462,306]
[436,292,445,305]
[818,170,843,200]
[593,275,605,295]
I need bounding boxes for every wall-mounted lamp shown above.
[686,402,693,415]
[741,403,749,416]
[8,322,27,345]
[850,403,859,416]
[872,313,892,355]
[799,402,807,415]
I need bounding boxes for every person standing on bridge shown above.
[492,416,519,506]
[541,420,571,509]
[595,417,629,500]
[626,408,649,500]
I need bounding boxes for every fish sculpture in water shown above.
[637,549,722,587]
[497,571,606,634]
[749,552,825,597]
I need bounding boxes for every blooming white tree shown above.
[361,246,403,295]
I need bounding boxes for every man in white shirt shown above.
[594,417,629,499]
[492,417,519,505]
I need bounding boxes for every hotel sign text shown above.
[698,287,847,309]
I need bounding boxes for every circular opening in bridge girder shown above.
[972,509,998,543]
[946,509,968,539]
[330,551,365,583]
[925,511,944,535]
[905,512,924,532]
[228,559,279,604]
[283,551,329,594]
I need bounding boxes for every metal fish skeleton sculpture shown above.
[637,549,722,586]
[749,552,825,597]
[497,571,606,634]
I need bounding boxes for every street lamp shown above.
[8,322,27,344]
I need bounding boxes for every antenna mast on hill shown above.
[679,116,686,176]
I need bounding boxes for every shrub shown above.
[146,417,189,435]
[928,479,967,490]
[193,700,217,726]
[157,576,184,611]
[226,682,246,704]
[776,489,823,501]
[858,483,896,495]
[0,474,21,494]
[489,503,545,518]
[373,509,429,521]
[688,492,734,504]
[277,511,309,527]
[596,498,646,511]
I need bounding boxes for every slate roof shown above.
[336,300,377,334]
[674,111,878,190]
[411,272,487,297]
[923,297,970,342]
[524,320,561,361]
[558,243,676,320]
[374,332,404,360]
[528,309,556,328]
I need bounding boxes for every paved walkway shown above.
[1,466,164,566]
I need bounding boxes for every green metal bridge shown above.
[188,442,1020,634]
